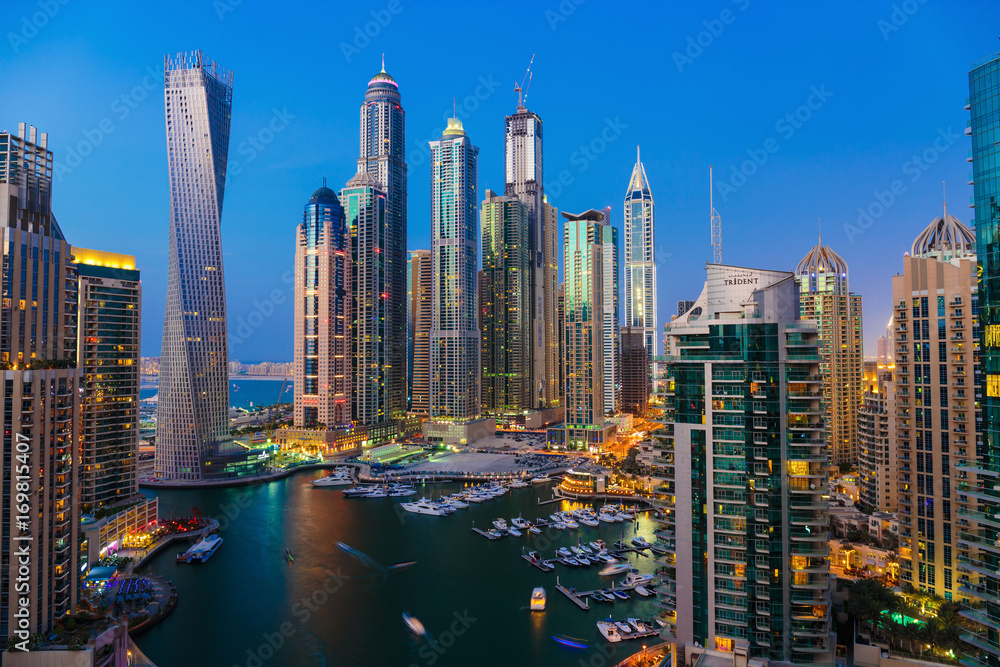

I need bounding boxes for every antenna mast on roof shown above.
[515,54,535,110]
[711,166,722,264]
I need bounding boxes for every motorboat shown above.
[530,587,546,611]
[589,541,604,552]
[528,526,542,535]
[509,479,529,488]
[531,476,553,484]
[578,516,599,527]
[285,547,294,564]
[389,487,416,497]
[615,621,633,635]
[486,529,503,539]
[571,546,585,556]
[342,485,379,497]
[400,501,450,516]
[634,586,652,597]
[556,547,573,558]
[493,518,509,531]
[621,571,656,587]
[560,558,577,567]
[508,527,522,537]
[587,554,603,564]
[311,471,353,487]
[580,544,593,554]
[403,612,426,636]
[599,553,617,564]
[591,591,613,603]
[363,487,387,498]
[598,512,617,523]
[631,536,651,548]
[549,521,565,530]
[511,516,529,530]
[548,513,564,524]
[177,534,223,563]
[444,497,469,509]
[627,618,648,632]
[600,561,631,576]
[596,621,622,642]
[611,589,629,601]
[562,518,580,529]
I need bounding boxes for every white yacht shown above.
[615,621,634,636]
[530,587,546,611]
[177,534,223,563]
[493,518,509,531]
[508,527,522,537]
[531,476,553,484]
[579,516,599,527]
[596,621,622,643]
[509,479,529,488]
[311,471,353,487]
[598,511,617,523]
[400,501,450,516]
[511,516,529,530]
[621,571,656,587]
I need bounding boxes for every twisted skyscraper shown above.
[155,51,233,481]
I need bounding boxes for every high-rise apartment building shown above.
[651,264,833,664]
[601,209,620,416]
[407,249,431,415]
[624,147,656,360]
[480,190,531,412]
[546,210,617,450]
[621,327,649,417]
[155,51,234,481]
[505,104,557,409]
[557,282,565,400]
[424,118,494,445]
[340,171,391,427]
[857,360,896,514]
[73,248,140,513]
[795,240,863,465]
[293,184,351,430]
[963,48,1000,667]
[0,124,79,640]
[892,210,978,602]
[357,61,406,423]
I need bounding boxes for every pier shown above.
[471,527,501,540]
[556,582,590,610]
[521,554,555,572]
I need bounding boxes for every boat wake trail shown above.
[333,541,417,580]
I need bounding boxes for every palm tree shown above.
[848,578,895,640]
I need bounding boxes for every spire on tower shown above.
[943,180,947,217]
[381,53,385,72]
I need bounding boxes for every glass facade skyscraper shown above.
[155,51,233,481]
[357,62,406,423]
[624,146,656,360]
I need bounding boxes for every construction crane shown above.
[268,376,289,432]
[710,165,722,264]
[514,54,535,110]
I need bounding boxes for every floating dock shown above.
[471,527,501,540]
[556,583,590,610]
[521,554,555,572]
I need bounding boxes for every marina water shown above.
[134,472,662,666]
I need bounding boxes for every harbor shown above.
[134,469,665,666]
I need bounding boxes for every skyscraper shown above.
[892,211,978,603]
[480,189,531,413]
[651,264,833,664]
[424,118,494,445]
[546,210,617,451]
[624,146,656,360]
[73,248,141,513]
[357,60,406,423]
[0,123,79,640]
[407,249,431,415]
[857,360,896,514]
[964,48,1000,667]
[293,184,352,430]
[155,51,233,481]
[505,103,558,409]
[621,326,649,418]
[601,209,621,416]
[795,239,863,465]
[340,171,391,427]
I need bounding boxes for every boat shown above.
[403,612,426,636]
[578,516,599,527]
[509,479,529,488]
[511,516,529,530]
[531,476,553,484]
[562,518,580,529]
[530,587,546,611]
[580,544,593,554]
[528,526,542,535]
[486,528,503,539]
[591,591,613,603]
[550,521,566,530]
[598,512,617,523]
[342,485,379,497]
[311,471,353,487]
[611,589,630,600]
[364,487,388,498]
[493,518,509,531]
[177,534,223,563]
[600,561,631,576]
[589,541,604,551]
[615,621,633,635]
[285,547,294,564]
[599,554,617,564]
[508,527,522,537]
[634,585,652,597]
[444,497,469,509]
[631,536,651,548]
[389,487,416,497]
[596,621,622,642]
[571,546,585,556]
[400,501,450,516]
[621,571,656,587]
[560,558,577,567]
[556,547,573,557]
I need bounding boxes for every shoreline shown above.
[142,374,292,383]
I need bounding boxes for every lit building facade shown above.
[293,185,351,429]
[602,210,621,417]
[407,249,431,415]
[547,210,616,450]
[621,326,649,418]
[155,51,233,480]
[651,264,833,664]
[480,190,531,412]
[857,360,897,514]
[424,118,494,445]
[624,147,656,360]
[0,124,80,639]
[892,211,978,604]
[795,240,863,466]
[73,248,140,513]
[357,62,406,424]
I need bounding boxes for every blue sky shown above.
[1,0,997,360]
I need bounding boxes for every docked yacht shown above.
[615,620,633,634]
[509,479,529,488]
[177,534,223,563]
[311,470,353,487]
[400,501,450,516]
[511,516,529,530]
[631,536,651,548]
[598,511,618,523]
[633,586,652,597]
[508,527,522,537]
[596,621,622,642]
[578,516,599,527]
[556,547,573,557]
[493,518,509,531]
[531,476,553,484]
[342,485,380,497]
[621,571,656,587]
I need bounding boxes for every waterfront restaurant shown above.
[560,466,610,495]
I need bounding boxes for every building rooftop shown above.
[911,207,975,259]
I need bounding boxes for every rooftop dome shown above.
[442,117,466,138]
[911,210,975,259]
[368,55,397,88]
[795,239,849,277]
[310,186,337,201]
